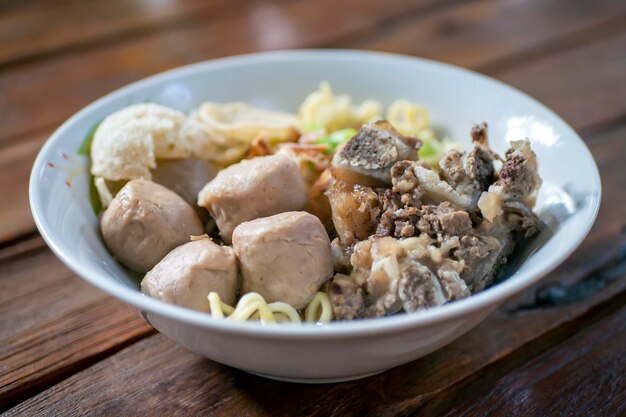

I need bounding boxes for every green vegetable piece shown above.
[418,139,438,158]
[77,120,102,156]
[328,128,357,146]
[89,175,103,216]
[78,120,103,215]
[302,123,324,132]
[315,128,357,153]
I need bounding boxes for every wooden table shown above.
[1,1,625,415]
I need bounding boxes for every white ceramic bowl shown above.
[30,50,600,382]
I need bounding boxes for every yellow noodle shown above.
[207,291,332,324]
[386,99,430,135]
[304,292,333,323]
[268,301,302,323]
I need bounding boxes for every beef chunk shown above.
[332,120,421,185]
[495,139,541,207]
[329,274,365,320]
[439,124,494,208]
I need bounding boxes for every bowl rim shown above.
[29,49,601,338]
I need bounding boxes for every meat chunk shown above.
[478,139,541,222]
[452,231,511,292]
[332,120,421,186]
[151,158,216,222]
[141,239,238,311]
[438,144,494,208]
[495,140,541,207]
[328,274,364,320]
[198,154,308,243]
[398,262,447,312]
[389,160,474,209]
[326,178,380,245]
[330,236,471,318]
[232,211,333,308]
[377,200,471,239]
[100,179,204,272]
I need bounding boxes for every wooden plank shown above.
[0,132,46,242]
[355,0,626,71]
[1,0,624,144]
[0,0,228,67]
[356,0,626,133]
[439,306,626,417]
[0,0,445,143]
[2,23,626,245]
[3,253,623,416]
[1,122,624,415]
[0,243,154,411]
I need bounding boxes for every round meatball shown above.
[151,158,216,222]
[232,211,333,308]
[141,239,238,311]
[197,154,308,243]
[101,179,204,272]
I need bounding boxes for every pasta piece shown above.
[193,102,300,144]
[206,291,333,324]
[305,292,333,323]
[298,81,382,132]
[387,99,430,135]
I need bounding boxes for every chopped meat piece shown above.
[416,203,472,237]
[437,260,471,301]
[453,231,512,292]
[439,146,494,208]
[470,122,489,146]
[330,238,353,273]
[377,201,471,239]
[326,178,380,245]
[329,274,365,320]
[390,160,474,209]
[332,236,471,318]
[398,262,446,312]
[332,120,421,186]
[495,140,541,207]
[503,200,544,238]
[478,139,541,222]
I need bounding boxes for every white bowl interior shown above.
[30,50,600,337]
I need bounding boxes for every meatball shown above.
[141,239,238,311]
[232,211,333,308]
[101,179,204,272]
[151,158,216,221]
[197,154,307,243]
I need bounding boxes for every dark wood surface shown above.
[1,1,624,415]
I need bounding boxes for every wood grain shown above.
[0,0,446,144]
[0,132,46,242]
[0,0,229,67]
[2,14,626,244]
[1,0,625,414]
[3,261,623,416]
[355,0,626,72]
[1,127,624,415]
[0,242,154,410]
[440,306,626,417]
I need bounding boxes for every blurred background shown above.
[0,0,624,243]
